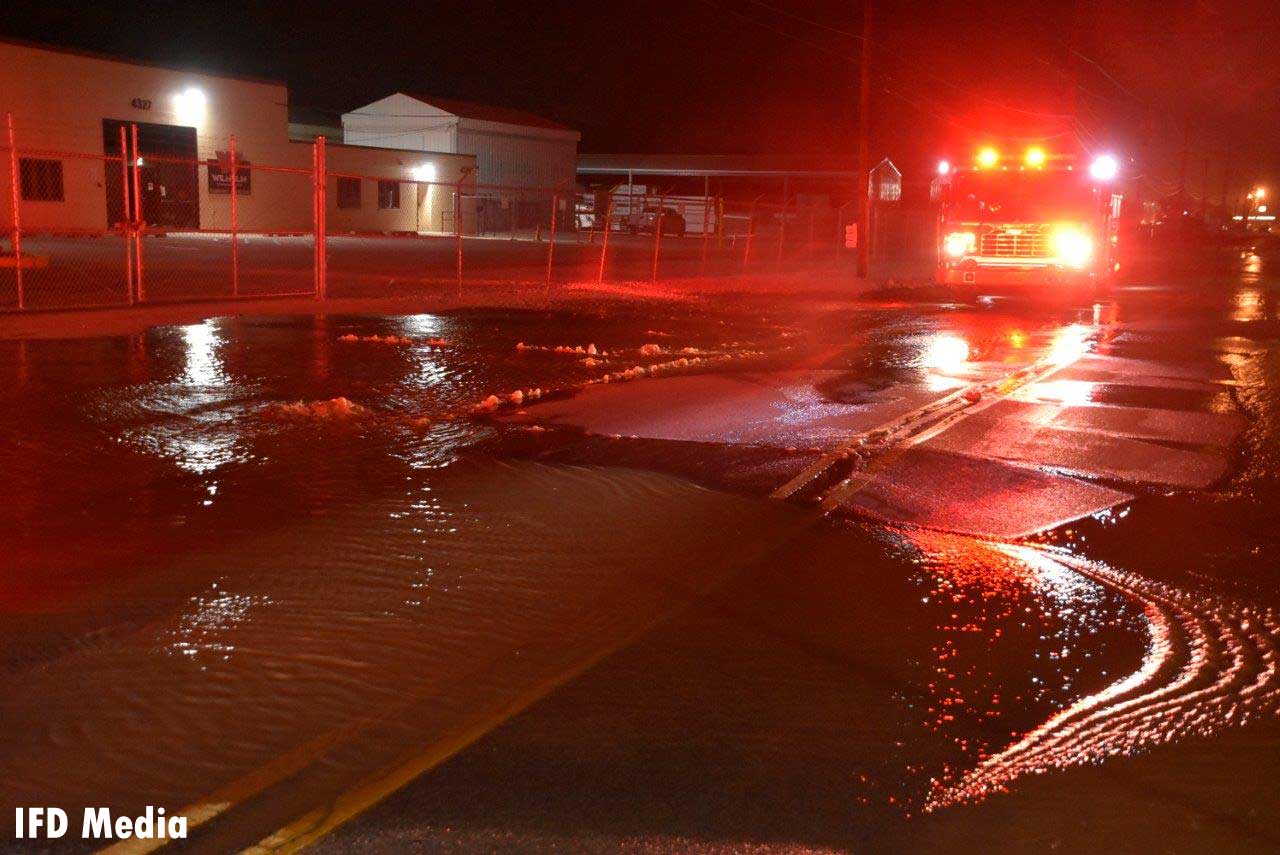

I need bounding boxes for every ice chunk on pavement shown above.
[838,448,1132,539]
[266,397,364,419]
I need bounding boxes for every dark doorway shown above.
[102,119,199,229]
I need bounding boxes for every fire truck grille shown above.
[979,229,1050,257]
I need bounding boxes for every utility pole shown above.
[856,0,871,279]
[1065,0,1080,125]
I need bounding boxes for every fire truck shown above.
[934,146,1124,298]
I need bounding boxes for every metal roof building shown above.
[342,93,580,190]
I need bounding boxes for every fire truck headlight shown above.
[1052,226,1093,268]
[1089,154,1119,182]
[943,231,976,257]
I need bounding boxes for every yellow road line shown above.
[102,521,811,854]
[247,632,643,853]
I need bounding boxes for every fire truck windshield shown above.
[948,170,1096,222]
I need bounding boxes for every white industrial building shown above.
[0,40,488,236]
[341,93,580,190]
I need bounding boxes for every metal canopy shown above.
[577,153,857,179]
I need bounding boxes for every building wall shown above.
[318,141,474,234]
[0,40,300,233]
[341,93,456,154]
[341,95,579,191]
[456,123,577,190]
[0,41,475,236]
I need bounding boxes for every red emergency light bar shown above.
[936,148,1120,182]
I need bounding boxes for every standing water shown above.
[1,268,1278,852]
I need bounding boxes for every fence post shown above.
[700,180,711,276]
[229,134,239,297]
[311,142,318,293]
[118,126,133,304]
[454,177,464,291]
[130,124,144,301]
[651,193,665,281]
[6,113,24,310]
[545,189,559,288]
[596,191,614,285]
[743,199,757,271]
[313,136,327,300]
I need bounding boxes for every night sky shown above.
[2,0,1276,198]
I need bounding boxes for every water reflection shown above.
[311,315,333,381]
[919,335,971,372]
[397,313,446,338]
[925,541,1280,811]
[1242,252,1262,281]
[1048,323,1091,366]
[167,583,266,664]
[1232,288,1271,323]
[181,320,229,387]
[1016,378,1096,406]
[154,322,241,474]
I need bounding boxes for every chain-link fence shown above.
[573,189,851,283]
[0,114,854,314]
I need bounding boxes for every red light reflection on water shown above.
[920,541,1280,812]
[893,529,1118,812]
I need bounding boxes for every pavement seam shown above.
[768,322,1122,509]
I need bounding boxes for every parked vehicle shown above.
[634,207,686,237]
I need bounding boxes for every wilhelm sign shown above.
[207,151,251,194]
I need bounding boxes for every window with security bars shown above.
[337,177,361,209]
[20,158,64,202]
[377,180,400,210]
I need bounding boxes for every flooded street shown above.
[1,249,1278,853]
